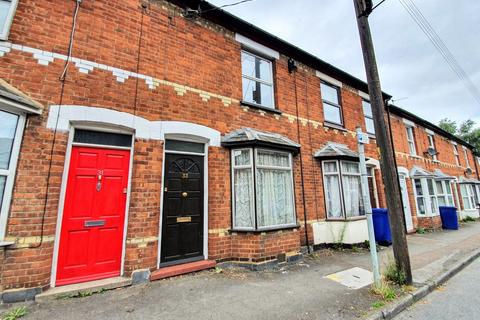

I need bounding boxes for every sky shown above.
[209,0,480,127]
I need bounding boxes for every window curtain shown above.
[325,174,342,218]
[342,175,363,217]
[233,168,254,228]
[256,152,294,227]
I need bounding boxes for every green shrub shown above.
[461,216,475,222]
[2,306,27,320]
[416,227,427,234]
[371,301,386,309]
[370,280,397,302]
[384,261,407,285]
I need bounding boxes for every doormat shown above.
[324,267,373,289]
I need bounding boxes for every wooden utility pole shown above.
[353,0,412,284]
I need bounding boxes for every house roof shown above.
[166,0,391,99]
[387,104,475,150]
[410,166,434,178]
[314,142,359,160]
[167,1,475,153]
[0,79,43,114]
[433,169,455,180]
[221,127,300,153]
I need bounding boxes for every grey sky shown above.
[209,0,480,126]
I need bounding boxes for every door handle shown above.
[84,220,106,227]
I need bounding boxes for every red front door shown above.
[56,146,130,286]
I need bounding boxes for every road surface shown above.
[395,257,480,320]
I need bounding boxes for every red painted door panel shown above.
[56,147,130,286]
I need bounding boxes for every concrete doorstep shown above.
[364,248,480,320]
[35,277,132,303]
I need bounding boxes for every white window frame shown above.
[405,125,417,156]
[241,50,275,109]
[362,100,375,135]
[453,143,460,166]
[427,134,437,161]
[460,184,476,210]
[0,107,25,240]
[322,160,365,220]
[462,146,470,168]
[231,148,255,231]
[0,0,19,40]
[321,81,343,126]
[367,166,379,208]
[412,177,439,216]
[231,147,296,231]
[435,180,454,207]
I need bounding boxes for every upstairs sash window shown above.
[241,51,275,109]
[0,0,18,40]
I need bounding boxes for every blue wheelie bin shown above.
[372,208,392,246]
[439,206,459,230]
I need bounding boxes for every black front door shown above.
[161,153,204,265]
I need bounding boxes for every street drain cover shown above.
[324,267,373,289]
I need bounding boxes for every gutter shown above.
[166,0,392,99]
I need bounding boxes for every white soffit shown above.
[235,34,280,60]
[315,71,343,88]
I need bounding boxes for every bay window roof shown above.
[0,79,43,114]
[459,176,480,184]
[222,127,300,154]
[314,142,359,161]
[410,166,434,178]
[433,169,455,180]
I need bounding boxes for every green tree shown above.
[438,118,480,154]
[438,118,457,135]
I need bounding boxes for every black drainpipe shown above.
[291,59,311,254]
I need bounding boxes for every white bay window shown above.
[0,108,25,240]
[435,180,454,207]
[460,184,477,210]
[231,148,296,230]
[322,160,364,219]
[413,177,439,216]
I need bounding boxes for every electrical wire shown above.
[398,0,480,106]
[201,0,253,14]
[60,0,81,81]
[28,0,82,250]
[293,70,311,254]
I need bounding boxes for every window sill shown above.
[230,224,300,234]
[326,216,366,222]
[240,101,282,115]
[0,241,14,248]
[323,122,347,132]
[409,155,423,159]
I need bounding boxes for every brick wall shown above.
[0,0,476,292]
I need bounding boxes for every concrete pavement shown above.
[2,221,480,320]
[394,257,480,320]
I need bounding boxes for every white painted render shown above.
[312,220,369,245]
[47,105,221,146]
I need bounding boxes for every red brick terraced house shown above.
[0,0,478,302]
